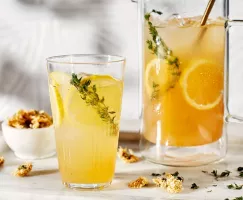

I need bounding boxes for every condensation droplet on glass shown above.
[153,103,162,115]
[156,36,161,46]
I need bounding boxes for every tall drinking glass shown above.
[138,0,234,166]
[47,54,125,189]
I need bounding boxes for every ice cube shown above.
[150,12,168,27]
[171,14,186,26]
[165,13,186,27]
[166,14,201,27]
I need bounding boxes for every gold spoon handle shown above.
[201,0,216,26]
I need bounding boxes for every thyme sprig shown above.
[234,197,243,200]
[171,171,179,177]
[151,173,161,177]
[227,183,243,190]
[225,197,243,200]
[171,171,184,181]
[144,10,181,100]
[202,170,231,180]
[238,167,243,172]
[151,82,159,100]
[144,10,180,67]
[211,170,231,180]
[70,73,118,136]
[191,183,199,189]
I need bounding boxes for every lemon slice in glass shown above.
[65,75,120,127]
[179,59,223,110]
[49,72,71,126]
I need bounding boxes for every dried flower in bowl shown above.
[14,163,33,177]
[8,109,53,129]
[117,146,139,163]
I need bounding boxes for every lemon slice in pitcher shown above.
[49,72,71,126]
[180,59,223,110]
[145,58,180,99]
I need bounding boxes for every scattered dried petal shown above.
[128,177,148,189]
[0,157,4,166]
[153,173,183,193]
[117,146,139,163]
[152,177,167,188]
[8,109,53,129]
[165,173,183,193]
[14,163,33,177]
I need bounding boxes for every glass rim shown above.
[46,54,125,65]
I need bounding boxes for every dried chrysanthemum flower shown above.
[166,174,183,193]
[152,177,167,188]
[128,176,149,189]
[153,172,183,193]
[0,157,4,166]
[117,146,139,163]
[14,163,33,177]
[8,109,53,129]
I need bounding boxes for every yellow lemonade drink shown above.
[143,16,225,146]
[49,72,123,186]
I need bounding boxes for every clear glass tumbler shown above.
[47,54,125,189]
[138,0,234,166]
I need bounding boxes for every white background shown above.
[0,0,243,131]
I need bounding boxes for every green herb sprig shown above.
[144,10,180,67]
[70,73,118,136]
[191,183,199,189]
[171,171,184,182]
[225,197,243,200]
[144,10,181,100]
[202,170,231,180]
[234,197,243,200]
[171,171,179,177]
[227,183,243,190]
[151,82,159,100]
[18,165,27,170]
[237,167,243,172]
[151,173,161,177]
[211,170,231,180]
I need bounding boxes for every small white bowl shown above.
[1,121,56,160]
[0,131,9,152]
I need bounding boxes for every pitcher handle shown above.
[225,19,243,123]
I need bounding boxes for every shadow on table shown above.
[30,169,59,176]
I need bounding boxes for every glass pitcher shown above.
[138,0,238,166]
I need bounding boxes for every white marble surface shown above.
[0,123,243,200]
